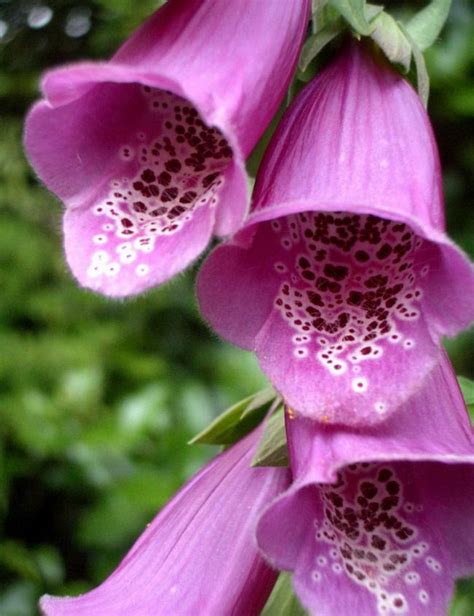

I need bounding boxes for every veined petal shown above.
[256,355,474,616]
[41,429,290,615]
[24,0,309,296]
[198,43,474,425]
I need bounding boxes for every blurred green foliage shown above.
[0,0,473,614]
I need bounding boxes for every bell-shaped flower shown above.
[40,429,290,615]
[24,0,309,297]
[256,354,474,615]
[198,43,474,426]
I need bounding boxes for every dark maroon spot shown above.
[396,527,414,540]
[327,491,343,508]
[360,482,378,499]
[307,291,324,306]
[371,535,387,551]
[386,480,400,495]
[323,263,349,281]
[165,159,182,173]
[347,290,363,306]
[141,169,156,183]
[120,218,133,228]
[158,171,172,186]
[376,243,392,260]
[132,201,146,213]
[377,468,393,482]
[355,250,369,262]
[381,496,399,511]
[168,205,186,218]
[202,172,220,188]
[180,191,198,204]
[365,275,388,289]
[161,187,179,202]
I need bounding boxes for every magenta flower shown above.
[40,429,290,615]
[24,0,309,297]
[256,355,474,615]
[198,43,474,426]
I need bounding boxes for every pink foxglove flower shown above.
[40,429,290,615]
[24,0,309,297]
[256,355,474,615]
[198,43,474,426]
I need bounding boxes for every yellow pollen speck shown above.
[286,407,296,420]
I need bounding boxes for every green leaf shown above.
[406,0,452,52]
[458,376,474,419]
[261,573,308,616]
[458,376,474,405]
[252,406,288,467]
[189,388,276,445]
[241,388,279,418]
[370,12,412,72]
[329,0,375,36]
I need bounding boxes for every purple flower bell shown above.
[198,43,474,426]
[25,0,309,297]
[256,355,474,615]
[40,429,290,615]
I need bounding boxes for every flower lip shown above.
[255,356,474,615]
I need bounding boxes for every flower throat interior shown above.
[88,86,232,281]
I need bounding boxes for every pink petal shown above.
[41,429,290,615]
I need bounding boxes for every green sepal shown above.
[369,11,412,72]
[364,3,385,22]
[312,0,329,13]
[400,24,430,106]
[299,23,342,72]
[188,388,276,446]
[300,2,343,71]
[301,2,384,72]
[405,0,452,52]
[458,376,474,420]
[328,0,376,36]
[261,573,308,616]
[252,406,289,468]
